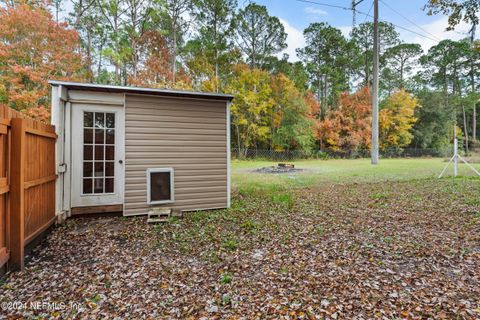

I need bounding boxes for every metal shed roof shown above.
[49,80,234,102]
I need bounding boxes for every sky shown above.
[252,0,474,61]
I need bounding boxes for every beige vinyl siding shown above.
[124,94,228,215]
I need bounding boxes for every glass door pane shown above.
[82,111,115,194]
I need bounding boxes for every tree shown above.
[425,0,479,30]
[420,40,469,96]
[128,29,191,88]
[420,39,472,150]
[465,38,480,143]
[379,67,398,96]
[423,1,480,146]
[122,0,158,83]
[411,90,455,150]
[351,22,400,86]
[233,2,287,69]
[183,39,241,91]
[263,54,309,91]
[188,0,237,91]
[383,43,423,89]
[0,2,86,120]
[304,91,322,148]
[379,90,418,149]
[90,0,128,84]
[159,0,192,84]
[69,0,103,82]
[297,22,351,110]
[318,87,372,152]
[270,74,314,151]
[225,64,274,154]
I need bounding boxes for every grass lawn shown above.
[1,159,480,318]
[232,158,480,194]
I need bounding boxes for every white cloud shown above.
[305,6,328,16]
[279,18,306,62]
[339,26,353,38]
[398,16,471,52]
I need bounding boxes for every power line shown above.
[363,0,373,24]
[385,22,439,43]
[379,0,441,41]
[295,0,440,43]
[354,0,373,27]
[296,0,354,11]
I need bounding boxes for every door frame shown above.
[70,103,125,208]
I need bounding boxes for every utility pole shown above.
[352,0,357,27]
[371,0,379,165]
[352,0,365,27]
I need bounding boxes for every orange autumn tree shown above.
[0,1,86,121]
[318,87,372,151]
[128,30,191,90]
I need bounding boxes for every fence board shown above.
[0,105,56,271]
[0,121,8,270]
[10,118,25,270]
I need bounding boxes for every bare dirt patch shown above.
[254,163,304,174]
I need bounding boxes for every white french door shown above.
[71,104,124,207]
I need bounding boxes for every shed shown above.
[50,81,233,217]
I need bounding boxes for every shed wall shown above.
[124,94,228,215]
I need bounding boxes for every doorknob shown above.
[119,160,123,164]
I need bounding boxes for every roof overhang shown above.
[49,80,235,102]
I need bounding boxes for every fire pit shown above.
[254,163,303,174]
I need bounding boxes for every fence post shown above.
[10,118,25,271]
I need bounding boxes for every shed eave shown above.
[48,80,235,102]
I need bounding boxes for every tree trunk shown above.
[473,104,477,144]
[213,14,220,92]
[317,74,321,101]
[86,30,93,82]
[443,67,448,106]
[114,18,119,84]
[364,36,369,86]
[463,104,469,153]
[55,1,60,23]
[471,23,477,144]
[215,52,219,92]
[323,75,328,109]
[235,124,241,157]
[399,60,404,89]
[270,110,274,150]
[172,14,177,85]
[97,38,104,81]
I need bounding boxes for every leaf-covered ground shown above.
[1,178,480,319]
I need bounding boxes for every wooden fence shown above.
[0,105,57,272]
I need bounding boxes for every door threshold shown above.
[71,204,123,216]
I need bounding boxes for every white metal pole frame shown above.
[454,130,458,176]
[439,127,480,178]
[371,0,379,165]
